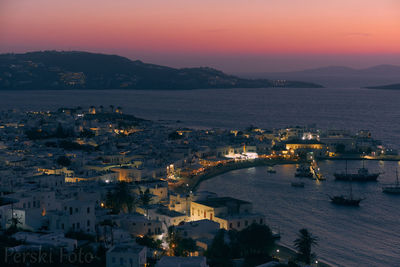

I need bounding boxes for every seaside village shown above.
[0,106,395,267]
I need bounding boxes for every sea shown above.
[1,86,400,266]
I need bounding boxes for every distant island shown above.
[365,83,400,90]
[241,64,400,78]
[238,64,400,88]
[0,51,322,90]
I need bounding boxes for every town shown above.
[0,106,396,267]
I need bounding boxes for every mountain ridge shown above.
[238,64,400,77]
[0,51,322,90]
[365,83,400,90]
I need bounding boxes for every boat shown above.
[329,195,362,206]
[329,177,364,206]
[267,166,276,174]
[295,164,313,178]
[334,160,379,182]
[382,169,400,194]
[291,181,305,187]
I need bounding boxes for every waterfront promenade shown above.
[172,158,298,194]
[172,153,399,194]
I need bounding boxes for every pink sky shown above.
[1,0,400,72]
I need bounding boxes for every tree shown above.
[136,235,162,250]
[56,155,71,167]
[166,226,196,257]
[140,188,152,206]
[105,182,136,214]
[206,229,233,267]
[177,237,196,256]
[294,228,318,265]
[166,226,181,256]
[206,224,276,267]
[168,131,183,140]
[114,182,136,213]
[7,214,22,234]
[237,223,275,266]
[80,129,95,138]
[105,190,116,213]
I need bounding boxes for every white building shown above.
[156,256,208,267]
[12,232,77,252]
[48,200,96,233]
[106,243,146,267]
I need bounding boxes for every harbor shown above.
[198,160,400,267]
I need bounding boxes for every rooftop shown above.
[156,256,207,267]
[156,208,186,218]
[108,243,145,254]
[195,197,250,208]
[284,139,324,145]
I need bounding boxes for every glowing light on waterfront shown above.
[225,152,258,160]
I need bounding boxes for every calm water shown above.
[0,87,399,148]
[198,162,400,267]
[1,87,400,265]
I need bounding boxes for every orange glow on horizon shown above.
[1,0,399,62]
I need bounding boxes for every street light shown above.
[274,249,280,261]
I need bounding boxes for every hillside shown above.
[238,64,400,88]
[0,51,322,90]
[366,83,400,90]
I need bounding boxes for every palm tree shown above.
[294,228,318,264]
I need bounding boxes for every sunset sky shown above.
[1,0,400,72]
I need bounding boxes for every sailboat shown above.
[329,176,364,206]
[382,169,400,194]
[334,160,379,182]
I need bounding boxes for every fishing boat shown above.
[267,166,276,174]
[334,160,379,182]
[382,169,400,194]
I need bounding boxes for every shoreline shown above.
[320,155,400,161]
[173,156,400,194]
[173,158,299,194]
[276,243,335,267]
